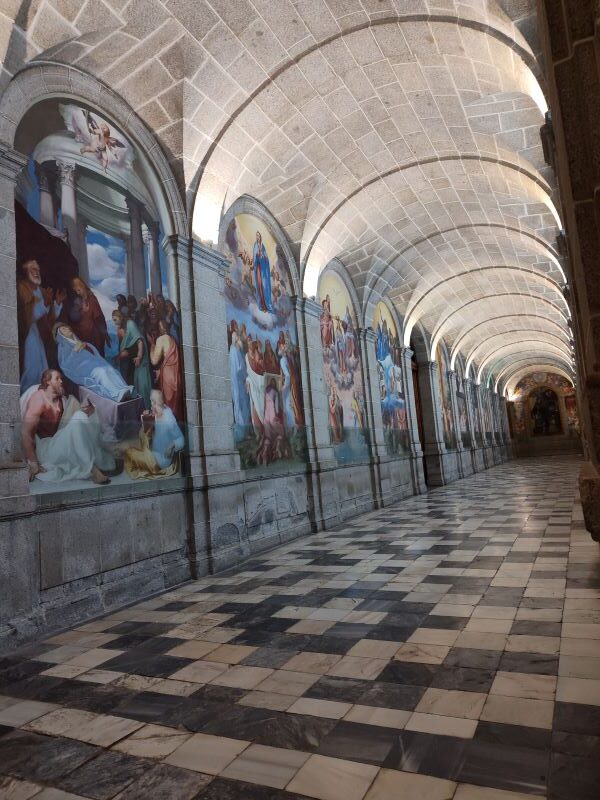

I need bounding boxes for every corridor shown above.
[0,456,597,800]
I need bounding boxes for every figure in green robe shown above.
[112,310,152,409]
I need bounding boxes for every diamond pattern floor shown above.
[1,456,599,800]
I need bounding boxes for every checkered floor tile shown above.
[1,456,598,800]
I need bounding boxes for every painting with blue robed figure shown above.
[15,98,186,495]
[224,212,307,470]
[373,302,409,456]
[319,270,369,463]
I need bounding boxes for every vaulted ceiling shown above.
[0,0,574,391]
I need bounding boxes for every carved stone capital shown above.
[0,145,27,181]
[56,159,76,188]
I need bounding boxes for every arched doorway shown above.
[529,387,562,436]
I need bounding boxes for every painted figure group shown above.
[229,321,304,466]
[17,257,185,487]
[319,295,359,374]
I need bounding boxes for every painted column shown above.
[34,162,56,228]
[76,215,89,283]
[144,220,162,295]
[56,160,77,255]
[125,194,147,300]
[401,346,427,493]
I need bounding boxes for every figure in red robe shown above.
[67,278,109,356]
[150,320,184,420]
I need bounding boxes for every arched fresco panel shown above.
[373,302,409,456]
[511,371,579,439]
[223,212,306,470]
[15,100,185,495]
[436,341,456,451]
[318,270,368,463]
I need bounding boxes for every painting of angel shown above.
[60,104,133,172]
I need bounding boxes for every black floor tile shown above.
[115,762,211,800]
[99,650,194,678]
[197,777,312,799]
[317,721,397,765]
[108,622,173,636]
[419,615,468,630]
[443,647,502,671]
[114,691,192,725]
[553,702,600,736]
[431,666,495,693]
[510,620,562,637]
[383,729,468,780]
[475,720,552,751]
[457,739,549,796]
[357,681,426,710]
[376,661,438,688]
[58,750,150,800]
[305,676,372,703]
[548,752,600,800]
[0,730,99,782]
[498,651,558,676]
[552,731,600,759]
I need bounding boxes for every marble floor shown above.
[1,455,599,800]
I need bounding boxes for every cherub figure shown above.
[79,110,125,172]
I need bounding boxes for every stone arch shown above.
[364,293,404,341]
[0,62,188,239]
[317,258,363,329]
[218,194,301,297]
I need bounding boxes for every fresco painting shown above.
[224,213,306,470]
[564,394,580,435]
[16,101,185,494]
[529,387,562,435]
[319,271,369,463]
[436,342,456,450]
[511,372,578,439]
[513,371,573,399]
[373,302,409,456]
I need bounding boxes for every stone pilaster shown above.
[290,295,323,530]
[359,327,386,459]
[477,385,494,468]
[447,369,470,477]
[417,360,448,486]
[300,298,336,466]
[0,145,33,509]
[400,347,427,493]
